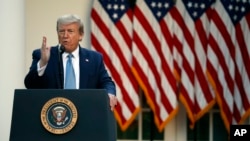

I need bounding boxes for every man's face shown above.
[57,23,83,53]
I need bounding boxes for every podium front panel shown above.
[10,89,116,141]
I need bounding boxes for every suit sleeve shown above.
[24,49,46,88]
[96,52,116,95]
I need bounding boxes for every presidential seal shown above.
[41,97,78,134]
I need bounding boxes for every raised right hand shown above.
[39,36,51,67]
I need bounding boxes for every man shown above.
[24,14,117,111]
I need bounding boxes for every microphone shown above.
[58,45,65,89]
[59,45,65,54]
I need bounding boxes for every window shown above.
[187,105,228,141]
[117,91,164,141]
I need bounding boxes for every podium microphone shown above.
[58,45,65,89]
[59,45,65,53]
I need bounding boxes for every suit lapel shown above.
[49,46,63,88]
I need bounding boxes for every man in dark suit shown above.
[24,14,117,111]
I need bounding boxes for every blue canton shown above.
[221,0,250,25]
[99,0,130,23]
[145,0,175,22]
[183,0,215,21]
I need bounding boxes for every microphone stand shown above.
[58,46,65,89]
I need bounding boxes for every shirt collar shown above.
[60,44,79,59]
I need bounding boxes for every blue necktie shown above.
[64,54,76,89]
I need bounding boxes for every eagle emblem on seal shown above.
[52,106,68,125]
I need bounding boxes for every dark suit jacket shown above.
[24,45,116,95]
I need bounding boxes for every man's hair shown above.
[56,14,84,34]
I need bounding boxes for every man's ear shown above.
[79,34,83,41]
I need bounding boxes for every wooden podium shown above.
[9,89,117,141]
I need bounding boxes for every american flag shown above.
[172,0,216,128]
[131,0,178,132]
[207,0,250,131]
[91,0,140,131]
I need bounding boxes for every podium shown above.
[10,89,117,141]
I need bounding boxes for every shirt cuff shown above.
[37,61,47,76]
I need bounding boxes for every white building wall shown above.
[0,0,25,140]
